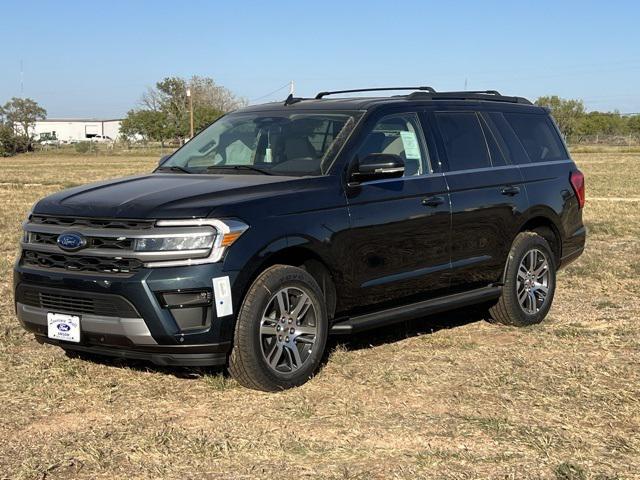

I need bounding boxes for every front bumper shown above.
[14,261,240,366]
[37,337,228,367]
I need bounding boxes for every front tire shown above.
[489,232,556,327]
[228,265,328,391]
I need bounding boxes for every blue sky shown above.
[1,0,639,118]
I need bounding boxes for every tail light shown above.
[570,170,585,209]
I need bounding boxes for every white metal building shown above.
[30,119,123,143]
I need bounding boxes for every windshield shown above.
[162,111,362,176]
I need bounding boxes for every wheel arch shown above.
[499,213,563,285]
[517,215,562,265]
[235,243,339,322]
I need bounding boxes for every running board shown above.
[330,286,501,334]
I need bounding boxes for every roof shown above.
[237,89,542,114]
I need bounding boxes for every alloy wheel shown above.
[259,287,318,373]
[516,248,551,314]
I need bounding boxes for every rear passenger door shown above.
[429,109,529,292]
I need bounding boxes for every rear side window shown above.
[435,112,491,171]
[503,113,568,162]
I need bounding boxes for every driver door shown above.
[342,110,451,313]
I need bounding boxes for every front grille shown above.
[30,215,154,230]
[21,216,219,273]
[89,236,134,250]
[16,284,139,317]
[28,232,58,246]
[28,231,133,250]
[22,250,143,275]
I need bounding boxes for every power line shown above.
[249,82,291,103]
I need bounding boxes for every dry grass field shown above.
[0,150,638,480]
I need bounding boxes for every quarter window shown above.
[503,113,568,162]
[485,112,531,164]
[435,112,491,171]
[356,113,427,176]
[479,115,508,166]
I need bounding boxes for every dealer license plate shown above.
[47,312,81,343]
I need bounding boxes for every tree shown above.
[535,96,584,140]
[155,77,190,141]
[124,76,245,144]
[1,97,47,148]
[576,111,627,138]
[121,109,171,146]
[193,104,224,133]
[626,115,640,135]
[0,123,28,156]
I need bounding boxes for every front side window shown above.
[163,111,362,176]
[435,112,491,171]
[356,113,427,176]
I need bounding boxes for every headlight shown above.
[143,218,249,267]
[134,233,215,252]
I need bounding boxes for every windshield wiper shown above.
[157,165,192,174]
[207,165,273,175]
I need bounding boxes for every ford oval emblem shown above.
[57,232,87,251]
[57,324,71,332]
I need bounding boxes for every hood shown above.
[33,172,304,219]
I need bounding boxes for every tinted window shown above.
[357,113,427,176]
[486,112,531,164]
[479,115,507,166]
[435,112,491,171]
[503,113,568,162]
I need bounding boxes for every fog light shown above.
[159,289,213,332]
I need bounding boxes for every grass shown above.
[0,151,639,479]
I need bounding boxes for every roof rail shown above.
[315,86,435,99]
[312,87,532,105]
[407,90,532,105]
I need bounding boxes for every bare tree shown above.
[188,76,247,112]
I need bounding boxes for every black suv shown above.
[15,87,586,391]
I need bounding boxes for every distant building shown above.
[28,119,123,143]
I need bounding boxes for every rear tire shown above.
[228,265,328,391]
[489,232,556,327]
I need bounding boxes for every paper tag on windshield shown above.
[400,131,421,160]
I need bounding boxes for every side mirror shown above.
[158,154,171,166]
[350,154,404,184]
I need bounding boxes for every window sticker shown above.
[400,131,421,160]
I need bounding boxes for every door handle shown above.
[422,195,445,207]
[500,185,521,196]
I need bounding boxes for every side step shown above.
[330,286,501,334]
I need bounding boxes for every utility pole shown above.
[186,87,194,139]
